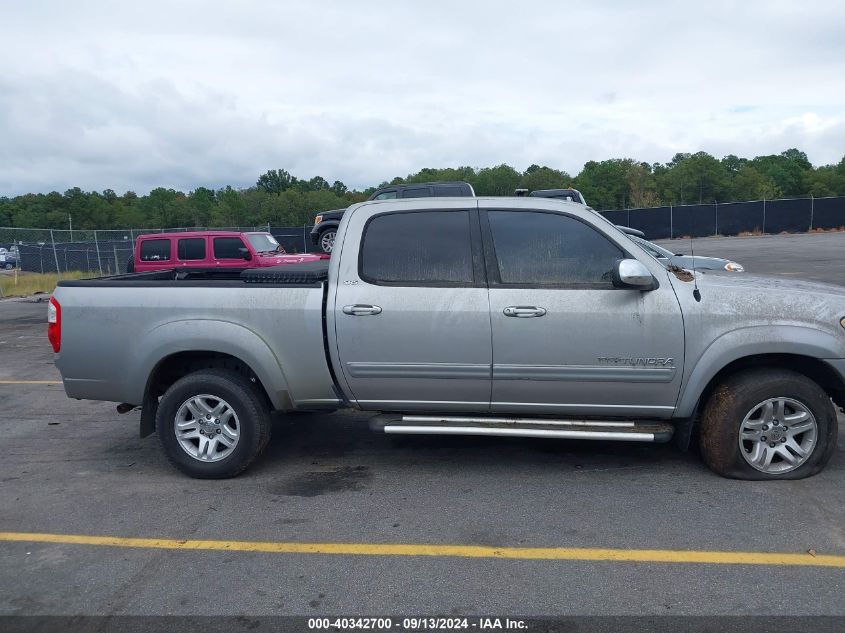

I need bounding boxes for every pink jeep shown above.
[129,231,328,273]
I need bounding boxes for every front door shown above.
[483,209,685,418]
[332,201,492,411]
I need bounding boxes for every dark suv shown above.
[310,181,475,253]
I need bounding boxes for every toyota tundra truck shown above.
[49,197,845,480]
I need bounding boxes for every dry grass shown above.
[0,271,89,298]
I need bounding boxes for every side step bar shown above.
[370,415,674,443]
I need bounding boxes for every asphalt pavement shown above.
[1,232,844,618]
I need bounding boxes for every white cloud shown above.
[1,0,843,195]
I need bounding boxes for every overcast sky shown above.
[1,0,843,195]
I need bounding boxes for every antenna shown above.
[690,236,701,302]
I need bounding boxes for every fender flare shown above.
[675,324,843,417]
[129,319,291,410]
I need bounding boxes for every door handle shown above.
[503,306,546,318]
[342,304,383,316]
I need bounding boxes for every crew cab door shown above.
[482,207,685,418]
[331,200,491,411]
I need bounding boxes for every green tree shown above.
[256,169,296,194]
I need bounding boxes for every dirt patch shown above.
[273,465,372,497]
[667,265,694,282]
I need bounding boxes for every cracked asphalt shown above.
[1,232,844,617]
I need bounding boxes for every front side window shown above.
[487,211,623,286]
[177,238,206,260]
[360,211,473,284]
[139,239,171,261]
[374,191,397,200]
[213,237,247,259]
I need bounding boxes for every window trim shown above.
[177,237,207,261]
[139,238,173,262]
[212,236,248,260]
[479,208,637,290]
[357,208,486,288]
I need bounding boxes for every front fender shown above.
[129,319,291,409]
[675,324,844,417]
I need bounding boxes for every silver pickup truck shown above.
[50,197,845,480]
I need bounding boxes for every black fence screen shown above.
[601,196,845,240]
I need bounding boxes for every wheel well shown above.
[700,354,845,411]
[146,351,272,408]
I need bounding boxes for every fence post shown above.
[762,198,767,234]
[94,230,103,276]
[669,204,673,239]
[86,249,90,272]
[714,201,718,236]
[130,229,134,244]
[809,195,814,231]
[113,245,120,275]
[49,229,61,280]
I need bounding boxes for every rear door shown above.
[176,237,207,267]
[482,207,685,418]
[332,200,491,411]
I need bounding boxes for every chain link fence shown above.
[0,225,318,277]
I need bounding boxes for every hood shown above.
[694,271,845,299]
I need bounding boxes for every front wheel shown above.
[4,263,12,270]
[699,369,837,480]
[318,229,336,254]
[156,369,271,478]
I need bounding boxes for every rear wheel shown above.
[699,369,837,480]
[156,369,271,478]
[318,229,336,254]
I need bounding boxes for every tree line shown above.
[2,149,844,231]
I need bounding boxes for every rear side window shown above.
[177,238,206,260]
[435,186,463,197]
[487,211,623,286]
[139,239,171,261]
[400,187,432,198]
[213,237,246,259]
[361,211,473,284]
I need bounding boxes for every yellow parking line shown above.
[0,380,62,384]
[1,532,843,567]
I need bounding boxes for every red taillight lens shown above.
[47,296,61,353]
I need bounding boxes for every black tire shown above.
[699,369,837,480]
[4,263,12,270]
[317,229,336,254]
[156,369,271,479]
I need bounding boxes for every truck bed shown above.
[57,261,331,288]
[53,260,339,411]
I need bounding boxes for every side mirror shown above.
[613,259,655,290]
[238,247,252,261]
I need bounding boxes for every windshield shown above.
[631,236,674,259]
[246,233,281,253]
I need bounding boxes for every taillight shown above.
[48,296,61,353]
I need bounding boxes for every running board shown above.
[369,415,673,443]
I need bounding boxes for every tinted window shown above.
[177,238,205,260]
[400,187,432,198]
[139,239,171,261]
[487,211,623,286]
[373,191,397,200]
[213,237,246,259]
[361,211,473,284]
[435,186,463,197]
